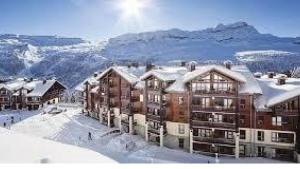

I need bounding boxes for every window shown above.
[240,99,246,109]
[154,79,159,89]
[198,129,212,137]
[240,145,246,156]
[139,94,143,102]
[0,90,7,95]
[178,124,185,134]
[257,131,264,141]
[178,97,184,105]
[225,131,233,139]
[272,132,294,143]
[192,82,210,92]
[272,116,282,126]
[154,95,160,103]
[257,146,265,157]
[213,114,223,122]
[178,138,184,148]
[240,130,246,140]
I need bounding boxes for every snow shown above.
[255,77,300,111]
[183,65,246,83]
[231,65,262,94]
[0,128,116,163]
[27,80,66,97]
[141,66,187,82]
[97,66,146,86]
[0,104,287,163]
[235,50,297,62]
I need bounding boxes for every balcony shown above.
[193,136,235,145]
[147,102,160,109]
[146,113,162,122]
[121,106,131,115]
[191,105,236,113]
[192,89,236,95]
[192,120,236,129]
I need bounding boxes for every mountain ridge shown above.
[0,21,300,88]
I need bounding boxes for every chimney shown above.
[267,72,274,78]
[188,61,197,72]
[146,63,155,72]
[254,72,262,78]
[224,60,232,69]
[180,61,186,67]
[277,77,286,85]
[93,72,98,77]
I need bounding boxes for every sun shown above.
[119,0,145,17]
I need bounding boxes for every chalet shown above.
[82,62,300,162]
[26,79,66,110]
[0,78,66,111]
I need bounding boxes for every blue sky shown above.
[0,0,299,40]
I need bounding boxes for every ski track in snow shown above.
[0,104,290,163]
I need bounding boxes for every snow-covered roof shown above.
[231,65,262,94]
[140,66,187,82]
[183,65,246,83]
[74,75,98,92]
[26,80,66,97]
[255,77,300,111]
[98,66,146,86]
[165,65,262,94]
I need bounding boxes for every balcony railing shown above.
[192,89,236,95]
[191,105,236,113]
[146,113,162,122]
[192,120,236,129]
[193,136,235,145]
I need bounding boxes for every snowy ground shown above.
[0,104,290,163]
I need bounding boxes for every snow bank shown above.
[0,128,116,163]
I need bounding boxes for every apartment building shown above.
[82,62,300,162]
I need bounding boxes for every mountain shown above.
[101,22,300,64]
[0,22,300,88]
[0,35,108,88]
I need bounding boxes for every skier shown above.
[88,132,92,141]
[3,122,6,128]
[11,116,14,124]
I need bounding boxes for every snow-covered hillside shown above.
[1,22,300,88]
[0,128,116,163]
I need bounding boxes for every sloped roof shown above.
[255,77,300,111]
[231,65,262,94]
[183,65,246,83]
[27,80,66,97]
[98,66,146,86]
[140,66,187,82]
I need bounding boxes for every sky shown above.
[0,0,299,40]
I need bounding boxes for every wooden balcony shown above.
[192,89,236,96]
[192,120,236,129]
[191,105,236,113]
[193,136,235,145]
[147,102,160,109]
[146,113,162,122]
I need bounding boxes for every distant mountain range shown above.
[0,22,299,88]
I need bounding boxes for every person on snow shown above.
[88,132,92,141]
[3,122,6,128]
